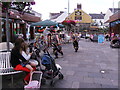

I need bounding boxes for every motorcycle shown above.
[73,40,79,52]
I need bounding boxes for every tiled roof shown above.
[89,14,105,19]
[107,10,120,22]
[50,13,62,19]
[2,9,41,22]
[50,13,60,16]
[109,8,120,13]
[50,11,64,19]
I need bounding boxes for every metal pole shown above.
[0,5,2,43]
[0,20,2,43]
[112,0,114,13]
[68,0,69,16]
[6,10,10,51]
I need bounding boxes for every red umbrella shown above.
[62,20,75,25]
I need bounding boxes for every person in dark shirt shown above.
[73,38,79,52]
[10,38,36,85]
[52,43,63,59]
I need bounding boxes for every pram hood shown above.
[41,53,53,65]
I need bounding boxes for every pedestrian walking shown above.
[73,38,79,52]
[52,43,63,59]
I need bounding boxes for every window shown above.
[75,11,82,15]
[75,16,82,20]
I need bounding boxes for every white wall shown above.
[104,9,113,23]
[51,11,68,23]
[93,19,105,28]
[31,10,42,18]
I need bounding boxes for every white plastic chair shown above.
[0,42,14,52]
[0,52,22,85]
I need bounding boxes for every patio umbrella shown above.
[58,23,65,28]
[31,20,58,27]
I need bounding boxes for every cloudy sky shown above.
[32,0,120,20]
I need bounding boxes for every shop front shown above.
[1,9,41,43]
[107,11,120,37]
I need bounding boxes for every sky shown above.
[32,0,120,20]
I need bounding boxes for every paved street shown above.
[2,39,119,89]
[41,39,118,89]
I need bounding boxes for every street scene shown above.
[0,0,120,89]
[2,40,119,89]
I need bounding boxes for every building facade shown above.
[89,12,105,28]
[50,11,68,23]
[65,4,94,32]
[104,8,119,26]
[1,9,41,42]
[106,11,120,36]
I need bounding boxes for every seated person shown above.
[111,36,119,44]
[10,38,36,85]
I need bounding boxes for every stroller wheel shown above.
[58,73,64,79]
[41,78,46,85]
[50,80,55,87]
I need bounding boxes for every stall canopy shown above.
[30,20,58,27]
[58,23,65,28]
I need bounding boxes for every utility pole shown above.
[68,0,70,16]
[112,0,114,13]
[0,2,2,43]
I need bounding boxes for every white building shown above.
[49,11,68,23]
[89,12,105,28]
[104,8,119,26]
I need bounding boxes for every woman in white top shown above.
[20,42,36,72]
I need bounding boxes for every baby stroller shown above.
[41,51,64,86]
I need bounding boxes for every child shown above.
[20,42,35,72]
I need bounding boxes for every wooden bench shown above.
[0,43,22,85]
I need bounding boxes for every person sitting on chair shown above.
[10,38,36,85]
